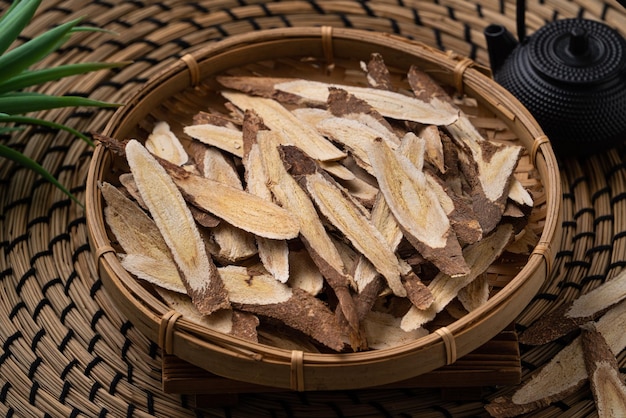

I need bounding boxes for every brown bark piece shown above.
[363,52,394,91]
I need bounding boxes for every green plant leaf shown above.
[0,113,94,146]
[0,142,82,206]
[0,92,120,115]
[0,61,128,95]
[0,17,82,84]
[0,0,42,55]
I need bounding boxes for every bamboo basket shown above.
[85,27,561,392]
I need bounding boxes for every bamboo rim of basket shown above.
[86,26,562,391]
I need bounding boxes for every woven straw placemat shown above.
[1,0,625,416]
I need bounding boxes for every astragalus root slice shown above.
[194,143,258,263]
[242,111,290,283]
[580,322,626,418]
[366,137,469,277]
[145,121,189,166]
[218,265,345,351]
[222,90,346,162]
[184,123,245,158]
[518,268,626,345]
[256,130,361,344]
[156,288,260,343]
[401,223,514,331]
[485,299,626,418]
[217,76,459,126]
[400,132,482,246]
[161,160,299,240]
[125,139,230,315]
[100,181,170,260]
[361,311,429,350]
[280,144,407,299]
[120,253,186,294]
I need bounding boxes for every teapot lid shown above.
[528,18,626,85]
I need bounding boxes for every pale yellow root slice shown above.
[255,130,361,345]
[184,123,244,158]
[400,132,482,245]
[197,143,258,263]
[485,299,626,417]
[508,177,534,208]
[580,322,626,418]
[316,116,395,176]
[457,273,490,312]
[125,139,229,315]
[519,268,626,345]
[219,265,345,351]
[217,75,460,126]
[145,121,189,166]
[241,111,290,283]
[287,249,324,296]
[156,287,260,343]
[222,90,347,162]
[246,144,291,282]
[420,125,446,174]
[361,310,429,350]
[118,173,146,209]
[326,87,400,146]
[119,253,186,294]
[401,223,514,331]
[100,181,169,260]
[367,137,469,277]
[162,161,299,240]
[281,144,407,298]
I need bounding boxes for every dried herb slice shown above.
[581,322,626,418]
[125,139,229,315]
[367,137,469,277]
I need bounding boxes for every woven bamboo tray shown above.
[3,0,626,416]
[85,27,561,392]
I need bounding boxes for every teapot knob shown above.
[568,26,588,56]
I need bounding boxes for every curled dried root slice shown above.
[217,75,459,126]
[125,139,229,315]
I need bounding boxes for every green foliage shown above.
[0,0,122,205]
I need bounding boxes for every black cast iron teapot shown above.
[484,0,626,155]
